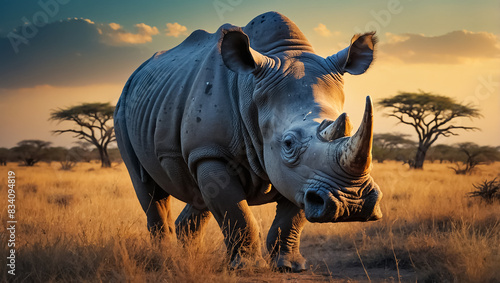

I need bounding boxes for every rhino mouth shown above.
[302,175,382,223]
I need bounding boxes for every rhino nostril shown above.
[304,189,335,222]
[305,190,325,209]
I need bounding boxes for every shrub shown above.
[47,194,74,208]
[60,160,77,171]
[468,178,500,203]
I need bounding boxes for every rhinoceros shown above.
[114,11,383,272]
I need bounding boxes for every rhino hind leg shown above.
[114,119,175,238]
[196,160,265,268]
[175,203,211,243]
[130,168,175,237]
[147,190,175,237]
[123,159,175,237]
[266,197,307,272]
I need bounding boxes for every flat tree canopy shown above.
[372,133,416,163]
[12,139,52,166]
[378,91,481,169]
[50,102,115,167]
[450,142,500,175]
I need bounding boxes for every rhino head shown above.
[220,28,383,223]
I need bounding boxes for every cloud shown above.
[381,30,500,64]
[314,23,332,37]
[0,18,154,89]
[108,22,122,30]
[101,22,159,45]
[313,23,341,38]
[165,22,187,37]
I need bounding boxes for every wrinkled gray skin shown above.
[114,12,383,272]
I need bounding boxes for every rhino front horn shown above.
[318,113,353,141]
[339,96,374,175]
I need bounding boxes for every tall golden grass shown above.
[1,161,499,282]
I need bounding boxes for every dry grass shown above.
[1,161,499,282]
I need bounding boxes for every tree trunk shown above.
[98,146,112,168]
[25,158,36,166]
[413,146,428,169]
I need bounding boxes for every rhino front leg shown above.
[196,160,264,268]
[175,203,211,243]
[267,196,307,272]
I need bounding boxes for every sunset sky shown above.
[0,0,499,148]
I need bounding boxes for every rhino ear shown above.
[220,29,266,74]
[327,32,377,75]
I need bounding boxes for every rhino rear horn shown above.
[318,113,353,141]
[339,96,374,175]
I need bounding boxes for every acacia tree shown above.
[378,91,481,169]
[426,144,458,163]
[372,132,416,163]
[450,142,500,175]
[69,141,94,163]
[50,103,115,168]
[12,140,51,166]
[0,148,12,165]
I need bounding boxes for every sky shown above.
[0,0,499,148]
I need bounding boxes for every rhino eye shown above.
[280,133,309,167]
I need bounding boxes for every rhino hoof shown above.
[230,254,267,270]
[274,255,307,273]
[276,264,292,273]
[291,261,307,273]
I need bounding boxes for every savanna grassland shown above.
[1,161,499,282]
